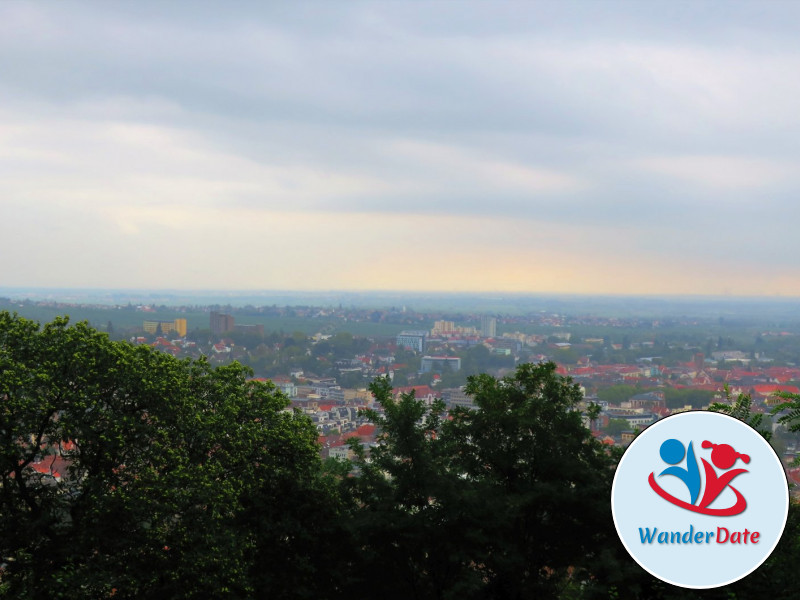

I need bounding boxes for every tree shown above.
[703,387,800,600]
[605,418,630,437]
[343,362,627,599]
[709,385,772,441]
[772,390,800,437]
[663,388,715,410]
[446,363,622,598]
[597,384,639,405]
[0,312,342,599]
[342,376,478,598]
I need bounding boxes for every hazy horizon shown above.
[5,287,800,319]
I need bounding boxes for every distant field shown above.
[4,291,800,342]
[6,288,800,319]
[0,300,417,337]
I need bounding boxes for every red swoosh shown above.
[648,472,747,516]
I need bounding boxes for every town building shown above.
[481,315,497,338]
[397,330,428,352]
[442,387,475,409]
[143,318,187,337]
[210,311,235,335]
[420,355,462,373]
[432,320,456,336]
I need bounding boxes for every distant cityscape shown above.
[6,292,800,491]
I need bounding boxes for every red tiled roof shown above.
[356,424,376,436]
[787,467,800,486]
[572,367,595,375]
[29,454,69,479]
[753,384,800,395]
[393,385,433,396]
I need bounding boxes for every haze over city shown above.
[3,1,800,295]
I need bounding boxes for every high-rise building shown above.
[173,318,187,337]
[396,330,427,352]
[210,311,235,335]
[481,316,497,338]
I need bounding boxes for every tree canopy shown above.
[343,362,627,598]
[0,312,343,599]
[2,312,798,599]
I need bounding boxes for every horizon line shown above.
[2,287,800,302]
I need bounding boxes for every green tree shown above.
[597,384,639,405]
[605,418,630,437]
[343,363,627,599]
[663,388,715,410]
[772,390,800,436]
[446,363,622,598]
[709,385,772,441]
[704,387,800,600]
[0,312,342,599]
[342,376,477,598]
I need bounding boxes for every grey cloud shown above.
[4,0,800,289]
[3,2,798,152]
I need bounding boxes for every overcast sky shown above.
[3,1,800,295]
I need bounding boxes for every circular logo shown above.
[611,411,789,588]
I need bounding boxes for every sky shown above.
[3,1,800,296]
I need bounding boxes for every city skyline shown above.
[3,2,800,296]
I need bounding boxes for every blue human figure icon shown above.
[658,438,701,505]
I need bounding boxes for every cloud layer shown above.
[2,1,800,295]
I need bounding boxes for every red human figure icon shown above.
[698,441,750,510]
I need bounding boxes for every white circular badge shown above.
[611,411,788,588]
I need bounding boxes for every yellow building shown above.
[344,388,372,403]
[174,318,187,337]
[432,320,456,335]
[143,320,161,334]
[431,320,479,337]
[143,318,187,337]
